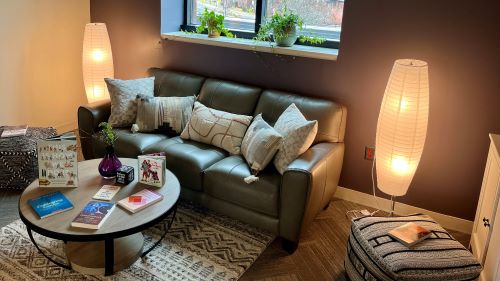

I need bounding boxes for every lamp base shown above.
[389,196,396,216]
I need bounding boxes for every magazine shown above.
[71,201,115,229]
[28,191,74,219]
[138,154,166,187]
[37,132,78,187]
[1,125,28,138]
[388,222,432,247]
[117,189,163,213]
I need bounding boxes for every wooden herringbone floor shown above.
[0,191,469,281]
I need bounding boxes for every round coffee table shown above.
[18,158,180,276]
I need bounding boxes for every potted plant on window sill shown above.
[255,8,325,47]
[196,8,234,38]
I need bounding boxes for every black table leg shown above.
[141,203,177,258]
[26,227,72,270]
[104,239,114,276]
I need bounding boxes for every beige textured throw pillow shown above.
[106,77,155,127]
[273,103,318,174]
[135,95,196,133]
[241,114,283,175]
[180,102,253,154]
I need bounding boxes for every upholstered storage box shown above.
[345,214,482,281]
[0,127,57,189]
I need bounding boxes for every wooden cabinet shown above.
[471,134,500,281]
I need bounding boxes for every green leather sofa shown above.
[78,68,347,253]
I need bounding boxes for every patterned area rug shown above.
[0,201,274,281]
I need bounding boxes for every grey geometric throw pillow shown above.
[241,114,282,175]
[273,103,318,174]
[106,77,155,127]
[135,95,196,134]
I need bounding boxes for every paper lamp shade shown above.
[375,59,429,197]
[82,23,114,103]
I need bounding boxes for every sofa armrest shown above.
[77,100,111,160]
[280,142,344,242]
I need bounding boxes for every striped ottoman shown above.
[345,214,481,281]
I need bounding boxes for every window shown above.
[187,0,257,32]
[266,0,343,42]
[183,0,344,48]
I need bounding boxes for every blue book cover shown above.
[28,191,74,219]
[71,201,115,229]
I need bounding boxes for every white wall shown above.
[0,0,90,133]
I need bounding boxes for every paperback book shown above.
[37,132,78,187]
[138,154,166,187]
[92,185,121,201]
[0,125,28,138]
[117,189,163,213]
[28,191,74,219]
[388,222,432,247]
[71,201,115,229]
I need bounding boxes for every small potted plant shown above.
[197,8,234,38]
[97,122,121,178]
[255,8,325,47]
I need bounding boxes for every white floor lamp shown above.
[82,23,114,103]
[375,59,429,216]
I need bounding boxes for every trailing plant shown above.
[255,8,325,46]
[196,8,234,38]
[98,122,118,147]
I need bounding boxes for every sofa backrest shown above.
[198,78,262,116]
[148,68,205,97]
[254,90,347,143]
[148,68,346,143]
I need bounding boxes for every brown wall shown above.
[90,0,500,220]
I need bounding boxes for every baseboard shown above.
[334,186,473,234]
[54,121,77,134]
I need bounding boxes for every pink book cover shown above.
[118,189,163,213]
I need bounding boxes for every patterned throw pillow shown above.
[106,77,155,127]
[273,103,318,174]
[241,114,283,175]
[135,95,196,134]
[180,102,253,155]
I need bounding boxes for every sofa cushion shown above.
[198,78,261,115]
[93,129,168,158]
[254,90,347,144]
[204,156,281,217]
[144,137,227,191]
[148,68,205,97]
[180,102,253,155]
[106,77,155,127]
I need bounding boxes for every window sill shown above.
[161,32,338,61]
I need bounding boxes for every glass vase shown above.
[98,146,122,179]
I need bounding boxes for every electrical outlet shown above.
[365,146,375,160]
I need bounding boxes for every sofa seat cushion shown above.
[204,156,281,217]
[93,129,168,158]
[144,137,227,191]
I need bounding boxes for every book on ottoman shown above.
[1,125,28,138]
